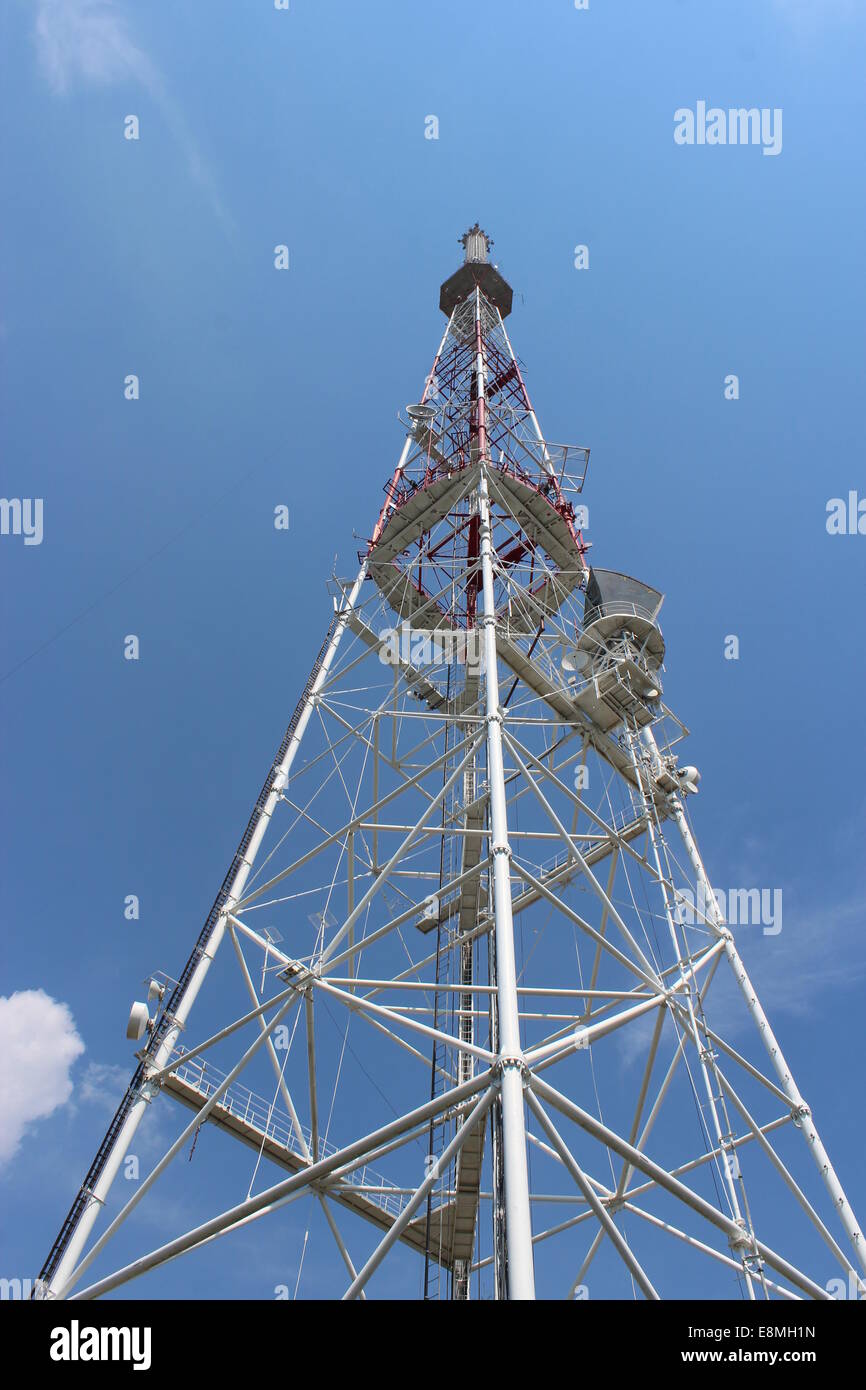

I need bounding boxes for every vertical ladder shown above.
[422,678,457,1299]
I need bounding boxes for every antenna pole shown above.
[474,288,536,1298]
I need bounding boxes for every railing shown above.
[382,439,588,531]
[584,598,662,628]
[168,1051,409,1220]
[513,807,646,901]
[511,846,575,904]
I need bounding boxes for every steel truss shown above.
[36,260,865,1302]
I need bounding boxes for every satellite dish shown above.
[561,647,588,674]
[406,403,436,430]
[146,978,165,1003]
[674,765,701,796]
[126,1001,150,1042]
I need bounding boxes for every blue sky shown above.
[1,0,864,1300]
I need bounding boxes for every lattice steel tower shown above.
[37,230,864,1301]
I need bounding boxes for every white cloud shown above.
[0,990,85,1165]
[33,0,234,236]
[78,1060,130,1110]
[719,889,866,1022]
[34,0,152,92]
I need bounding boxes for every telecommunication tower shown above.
[36,230,864,1301]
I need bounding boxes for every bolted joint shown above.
[791,1101,811,1127]
[727,1218,751,1253]
[495,1053,527,1080]
[486,709,503,726]
[492,843,512,860]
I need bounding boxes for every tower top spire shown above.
[440,225,513,319]
[460,223,493,264]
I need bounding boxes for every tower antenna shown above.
[36,234,865,1303]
